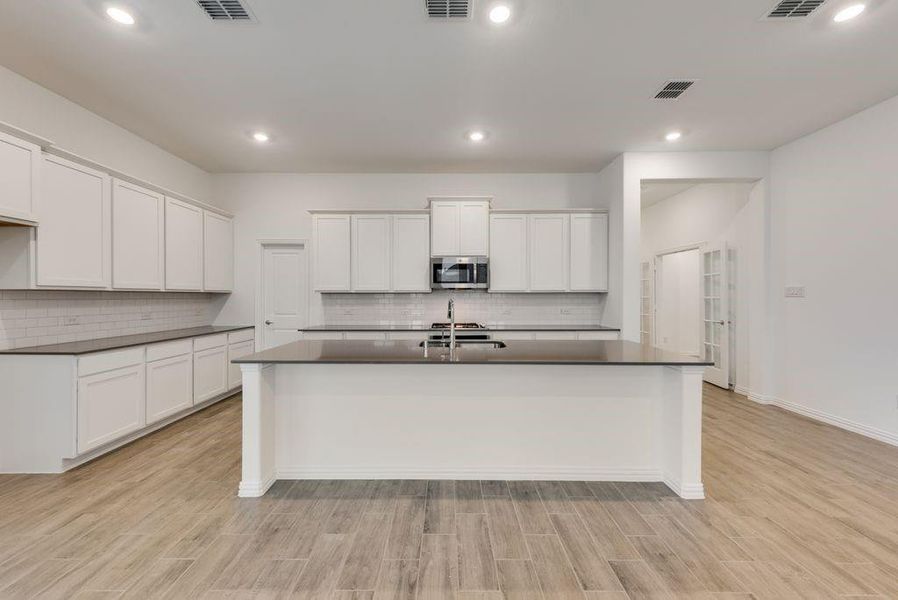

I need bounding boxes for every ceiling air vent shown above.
[196,0,255,21]
[764,0,826,19]
[653,80,696,100]
[425,0,471,19]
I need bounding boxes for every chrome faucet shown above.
[447,298,456,353]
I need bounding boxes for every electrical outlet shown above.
[62,316,80,326]
[784,286,805,298]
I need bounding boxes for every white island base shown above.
[239,362,706,499]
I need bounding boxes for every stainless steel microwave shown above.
[431,257,489,290]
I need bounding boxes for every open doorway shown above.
[639,180,762,390]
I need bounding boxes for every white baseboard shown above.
[276,465,664,482]
[747,392,774,405]
[733,385,750,397]
[663,478,705,500]
[239,473,277,498]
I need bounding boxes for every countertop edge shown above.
[232,359,712,366]
[299,325,622,332]
[0,325,255,356]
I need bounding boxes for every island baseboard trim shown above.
[276,466,664,481]
[238,473,277,498]
[663,478,705,500]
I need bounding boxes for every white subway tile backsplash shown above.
[0,291,219,350]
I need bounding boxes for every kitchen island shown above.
[234,340,711,499]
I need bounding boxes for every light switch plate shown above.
[784,286,805,298]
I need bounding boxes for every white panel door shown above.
[112,180,164,290]
[701,243,730,389]
[193,345,228,404]
[569,213,608,292]
[489,214,528,292]
[228,340,255,389]
[529,214,569,291]
[203,211,234,292]
[0,131,40,222]
[392,214,430,292]
[37,155,110,288]
[351,214,391,291]
[146,353,193,424]
[77,364,145,454]
[430,201,459,256]
[313,215,351,291]
[165,198,204,290]
[459,201,490,256]
[262,244,308,349]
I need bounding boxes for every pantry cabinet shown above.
[392,214,430,292]
[529,213,569,291]
[112,179,164,290]
[165,198,204,291]
[204,211,234,292]
[489,214,528,292]
[37,155,110,288]
[0,130,40,224]
[313,214,352,291]
[351,214,391,292]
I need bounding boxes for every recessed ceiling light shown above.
[467,130,487,143]
[665,131,682,142]
[833,3,865,22]
[252,131,270,143]
[105,6,135,25]
[489,4,512,24]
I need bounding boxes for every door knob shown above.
[265,320,273,325]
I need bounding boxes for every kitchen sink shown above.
[419,340,507,349]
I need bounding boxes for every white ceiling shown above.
[1,0,897,173]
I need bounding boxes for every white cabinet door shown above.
[165,198,204,291]
[227,340,255,389]
[392,214,430,292]
[430,201,459,256]
[112,180,164,290]
[146,354,193,424]
[569,213,608,292]
[351,214,391,292]
[37,155,110,288]
[313,215,351,291]
[459,201,490,256]
[489,214,528,292]
[193,345,227,404]
[203,211,234,292]
[0,131,40,223]
[529,214,569,291]
[77,364,145,454]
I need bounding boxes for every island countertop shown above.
[300,323,621,332]
[233,339,711,366]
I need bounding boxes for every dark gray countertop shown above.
[300,323,621,332]
[233,339,710,366]
[0,325,254,356]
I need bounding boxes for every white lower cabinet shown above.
[77,363,146,454]
[228,340,255,389]
[146,353,193,425]
[194,344,228,404]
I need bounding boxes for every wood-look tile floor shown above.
[3,385,898,599]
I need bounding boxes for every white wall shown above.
[769,93,898,443]
[210,173,612,327]
[0,66,211,202]
[641,182,763,392]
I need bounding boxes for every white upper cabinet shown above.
[37,155,110,288]
[203,211,234,292]
[489,214,528,292]
[351,214,391,292]
[164,198,204,291]
[529,213,569,292]
[430,199,490,256]
[112,180,164,290]
[313,214,351,291]
[392,214,430,292]
[569,213,609,292]
[0,131,40,224]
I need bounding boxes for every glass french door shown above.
[701,243,729,388]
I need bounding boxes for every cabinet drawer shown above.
[194,333,227,351]
[78,347,145,377]
[227,328,255,344]
[146,339,193,362]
